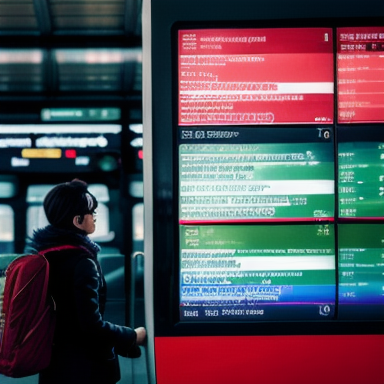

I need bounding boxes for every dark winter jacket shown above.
[27,225,139,384]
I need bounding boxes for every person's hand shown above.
[135,327,147,345]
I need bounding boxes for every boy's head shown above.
[44,179,98,230]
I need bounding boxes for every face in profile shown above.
[78,211,97,234]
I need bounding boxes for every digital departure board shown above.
[338,141,384,219]
[149,3,384,384]
[0,125,121,173]
[175,26,384,325]
[338,224,384,320]
[180,224,336,321]
[338,125,384,219]
[179,127,334,223]
[179,28,334,125]
[337,26,384,124]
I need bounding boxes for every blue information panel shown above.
[180,224,336,321]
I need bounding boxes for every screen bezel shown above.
[151,16,384,337]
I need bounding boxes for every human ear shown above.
[73,215,84,229]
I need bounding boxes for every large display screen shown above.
[338,126,384,219]
[180,224,336,321]
[0,124,121,173]
[338,224,384,320]
[179,127,335,223]
[175,24,384,326]
[337,26,384,124]
[179,28,334,125]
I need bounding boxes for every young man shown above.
[27,179,146,384]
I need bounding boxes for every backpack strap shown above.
[38,245,84,256]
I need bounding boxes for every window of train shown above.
[130,180,144,253]
[26,184,115,250]
[130,182,144,326]
[0,205,14,253]
[0,177,17,253]
[132,202,144,244]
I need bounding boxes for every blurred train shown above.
[0,105,147,383]
[1,0,384,383]
[0,2,148,383]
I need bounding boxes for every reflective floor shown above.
[1,288,148,384]
[0,350,148,384]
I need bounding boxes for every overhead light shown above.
[130,137,143,147]
[129,124,143,134]
[0,49,43,64]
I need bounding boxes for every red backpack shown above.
[0,245,79,378]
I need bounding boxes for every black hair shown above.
[43,179,98,230]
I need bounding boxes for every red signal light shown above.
[65,149,77,158]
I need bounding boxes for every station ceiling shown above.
[0,0,143,98]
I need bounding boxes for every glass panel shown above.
[0,49,44,92]
[132,203,144,241]
[0,204,14,253]
[0,176,17,198]
[49,0,125,30]
[0,1,38,30]
[129,181,143,198]
[89,202,115,242]
[26,205,49,238]
[88,184,109,203]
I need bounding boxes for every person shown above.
[26,179,146,384]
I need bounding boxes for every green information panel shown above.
[179,132,335,223]
[338,223,384,320]
[338,141,384,219]
[180,224,336,321]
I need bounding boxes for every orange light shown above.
[21,148,62,158]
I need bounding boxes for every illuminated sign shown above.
[337,26,384,123]
[338,223,384,320]
[180,224,336,321]
[179,28,334,125]
[179,127,335,223]
[41,108,121,121]
[21,149,62,158]
[0,124,122,173]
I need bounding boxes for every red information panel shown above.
[178,28,334,125]
[337,27,384,123]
